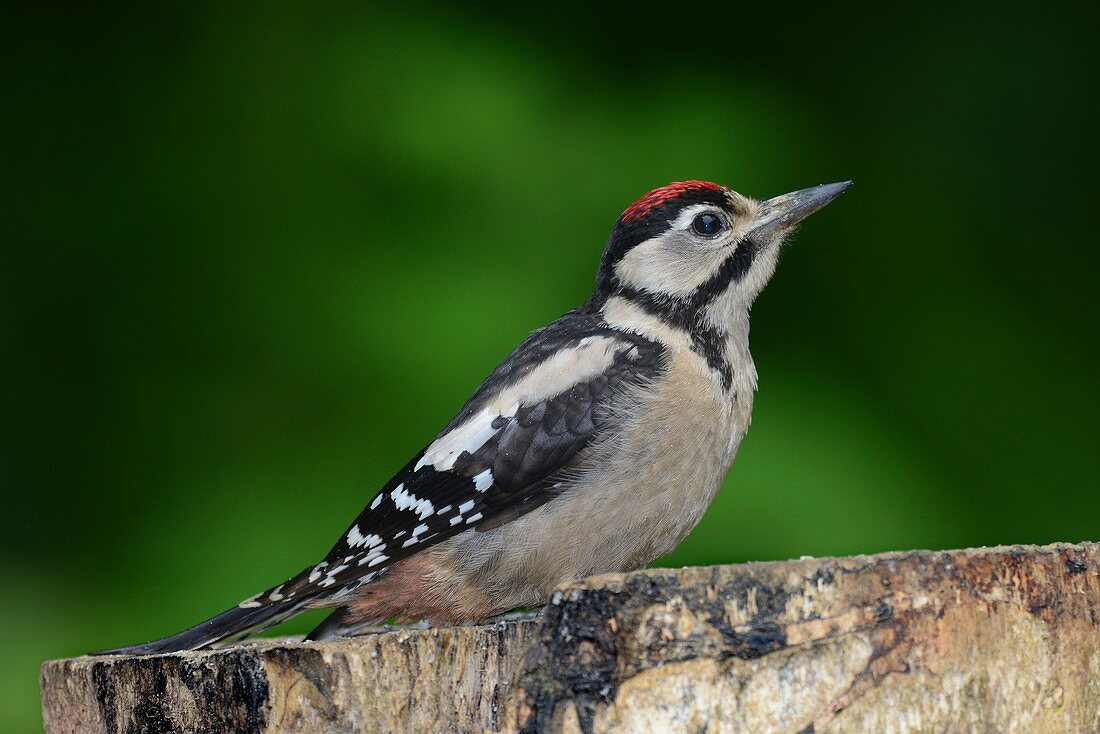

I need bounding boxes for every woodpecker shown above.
[95,179,850,655]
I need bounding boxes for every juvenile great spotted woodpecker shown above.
[95,179,850,654]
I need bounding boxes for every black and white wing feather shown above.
[93,309,665,655]
[282,308,665,598]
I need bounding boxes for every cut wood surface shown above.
[42,542,1100,733]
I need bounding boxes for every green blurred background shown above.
[5,2,1099,729]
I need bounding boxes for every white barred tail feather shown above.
[90,180,850,654]
[92,596,309,656]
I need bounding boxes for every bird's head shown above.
[594,180,851,321]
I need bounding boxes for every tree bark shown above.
[42,542,1100,733]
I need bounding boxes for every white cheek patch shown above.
[614,201,765,299]
[616,238,729,297]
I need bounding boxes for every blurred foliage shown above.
[4,2,1099,729]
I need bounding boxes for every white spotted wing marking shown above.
[307,562,328,583]
[401,522,434,548]
[347,525,383,549]
[473,469,493,492]
[391,483,435,519]
[356,543,389,565]
[447,499,479,526]
[295,331,657,597]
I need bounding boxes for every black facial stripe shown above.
[595,188,734,295]
[689,237,761,309]
[616,285,733,391]
[610,237,762,392]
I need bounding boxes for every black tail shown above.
[91,597,308,656]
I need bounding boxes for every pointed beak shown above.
[752,180,852,238]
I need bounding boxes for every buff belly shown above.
[346,349,753,624]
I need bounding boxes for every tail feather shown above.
[91,598,308,656]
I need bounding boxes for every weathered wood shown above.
[43,542,1100,733]
[42,621,541,734]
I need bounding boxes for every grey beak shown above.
[753,181,852,238]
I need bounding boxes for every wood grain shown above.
[43,542,1100,733]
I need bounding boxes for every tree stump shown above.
[41,542,1100,732]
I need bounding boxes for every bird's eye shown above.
[691,212,724,237]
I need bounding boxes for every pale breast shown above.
[568,347,750,566]
[427,346,754,615]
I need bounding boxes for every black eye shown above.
[691,212,724,237]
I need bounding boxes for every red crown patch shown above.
[621,181,726,223]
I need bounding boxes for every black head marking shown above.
[595,182,734,295]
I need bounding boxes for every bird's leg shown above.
[480,607,544,625]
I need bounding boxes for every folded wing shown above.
[280,310,665,601]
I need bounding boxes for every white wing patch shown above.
[346,525,383,549]
[415,407,514,472]
[473,469,494,492]
[402,522,433,548]
[296,334,635,597]
[307,562,328,583]
[414,336,621,473]
[390,484,435,519]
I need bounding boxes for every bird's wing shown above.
[278,310,665,600]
